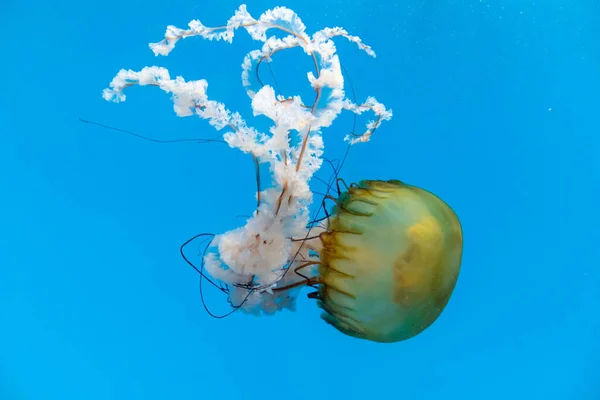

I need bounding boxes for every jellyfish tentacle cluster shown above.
[103,5,463,343]
[103,4,391,311]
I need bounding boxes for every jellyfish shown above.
[102,5,462,343]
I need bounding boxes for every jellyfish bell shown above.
[102,5,463,343]
[313,179,462,343]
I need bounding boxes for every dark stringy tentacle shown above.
[78,118,226,144]
[253,155,261,212]
[335,177,350,197]
[181,233,260,319]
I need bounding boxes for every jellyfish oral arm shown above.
[102,5,392,314]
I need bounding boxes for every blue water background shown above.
[1,0,599,398]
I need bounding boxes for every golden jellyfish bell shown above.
[317,180,463,343]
